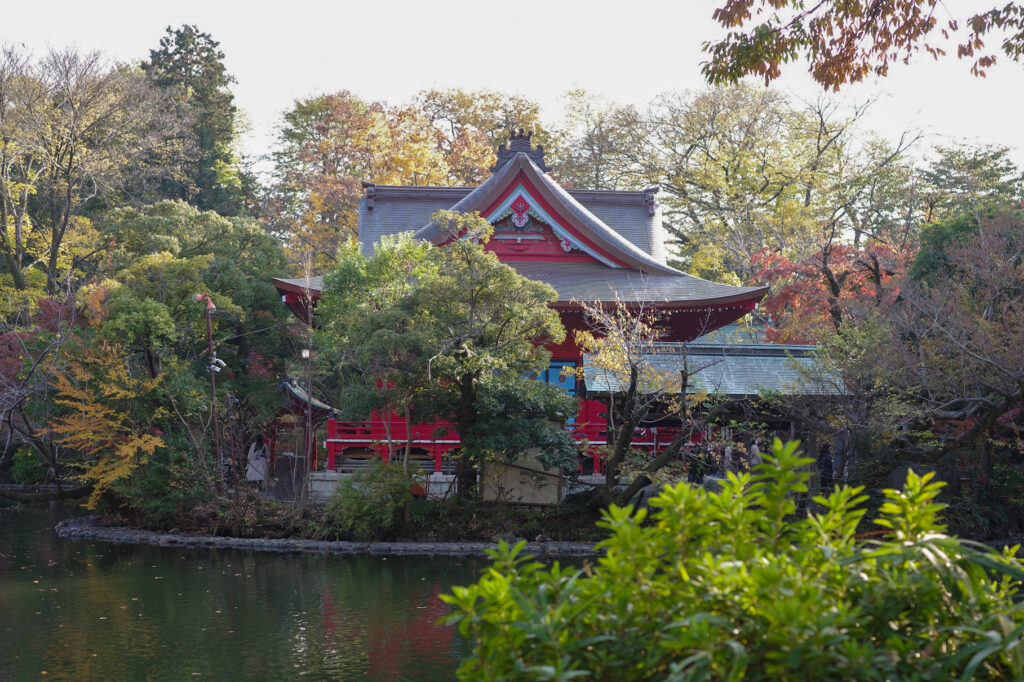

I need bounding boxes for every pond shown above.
[0,503,484,680]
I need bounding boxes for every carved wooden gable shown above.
[480,171,629,266]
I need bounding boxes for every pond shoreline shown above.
[54,515,601,557]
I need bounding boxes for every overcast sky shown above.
[6,0,1023,170]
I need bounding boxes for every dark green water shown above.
[0,504,484,681]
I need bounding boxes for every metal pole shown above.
[303,348,312,474]
[198,294,222,477]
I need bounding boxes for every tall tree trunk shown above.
[616,368,691,505]
[143,347,161,379]
[0,192,26,290]
[46,166,74,296]
[455,372,478,497]
[605,365,641,490]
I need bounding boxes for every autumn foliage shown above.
[47,343,164,508]
[752,240,911,342]
[703,0,1024,89]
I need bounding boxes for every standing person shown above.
[246,434,269,491]
[749,438,762,468]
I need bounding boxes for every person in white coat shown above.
[246,434,269,489]
[749,439,762,468]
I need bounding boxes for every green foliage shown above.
[100,286,180,352]
[95,200,289,398]
[321,462,416,540]
[921,144,1024,222]
[319,213,567,489]
[911,207,1024,285]
[124,434,213,527]
[7,449,45,484]
[464,379,579,472]
[144,25,248,214]
[445,440,1024,680]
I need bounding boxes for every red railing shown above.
[325,399,694,475]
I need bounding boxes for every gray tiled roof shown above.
[506,261,765,304]
[585,202,668,264]
[358,195,457,257]
[583,344,844,397]
[411,154,679,275]
[272,265,766,307]
[358,194,668,264]
[273,276,324,291]
[358,156,671,270]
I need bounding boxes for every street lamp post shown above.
[302,348,312,475]
[196,294,224,477]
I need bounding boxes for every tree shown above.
[0,297,81,494]
[574,297,725,505]
[886,210,1024,463]
[0,46,187,296]
[317,233,439,470]
[919,144,1024,224]
[0,46,41,295]
[795,207,1024,495]
[319,211,567,495]
[405,212,567,493]
[547,89,641,190]
[144,25,247,215]
[749,141,1020,343]
[445,442,1024,680]
[267,91,452,268]
[47,341,164,508]
[414,87,547,185]
[629,87,916,285]
[753,238,912,342]
[95,200,289,412]
[703,0,1024,90]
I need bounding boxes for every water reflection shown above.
[0,504,481,680]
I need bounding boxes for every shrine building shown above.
[272,132,770,485]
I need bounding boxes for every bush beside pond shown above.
[313,461,604,543]
[444,440,1024,681]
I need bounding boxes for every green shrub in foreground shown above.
[321,461,415,540]
[444,440,1024,681]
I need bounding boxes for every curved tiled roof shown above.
[583,344,843,397]
[271,266,767,309]
[413,153,679,275]
[273,148,767,314]
[356,185,668,263]
[506,261,766,305]
[272,276,324,293]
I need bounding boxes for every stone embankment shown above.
[55,515,600,558]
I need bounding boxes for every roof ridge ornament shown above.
[491,129,551,174]
[361,180,376,210]
[642,186,659,216]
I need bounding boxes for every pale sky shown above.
[6,0,1023,171]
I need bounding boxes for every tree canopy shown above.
[144,25,250,215]
[318,211,570,493]
[446,441,1024,680]
[703,0,1024,89]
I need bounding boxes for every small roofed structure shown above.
[582,343,843,398]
